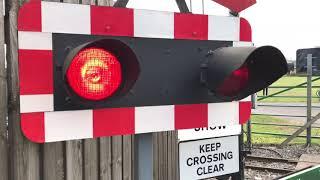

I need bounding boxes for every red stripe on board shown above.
[91,6,134,36]
[174,13,208,40]
[19,50,53,95]
[240,18,252,42]
[21,112,45,143]
[175,104,208,130]
[239,101,251,124]
[18,1,41,31]
[93,107,135,137]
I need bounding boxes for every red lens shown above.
[217,66,249,97]
[66,47,122,100]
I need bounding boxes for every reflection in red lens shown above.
[66,47,122,100]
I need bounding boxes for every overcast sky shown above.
[126,0,320,60]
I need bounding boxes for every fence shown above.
[0,0,179,180]
[246,71,320,147]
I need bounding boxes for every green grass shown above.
[248,75,320,144]
[245,115,320,145]
[257,76,320,103]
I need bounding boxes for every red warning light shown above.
[66,47,122,101]
[217,66,249,97]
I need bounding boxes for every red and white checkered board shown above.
[18,1,253,143]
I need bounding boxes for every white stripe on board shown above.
[134,9,174,39]
[208,102,239,126]
[44,110,93,142]
[18,31,52,50]
[20,94,54,113]
[208,16,240,41]
[41,1,91,34]
[135,105,175,133]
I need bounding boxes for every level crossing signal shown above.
[18,1,287,143]
[61,40,286,107]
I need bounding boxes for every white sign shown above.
[179,136,239,180]
[178,125,241,141]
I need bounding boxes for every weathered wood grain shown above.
[66,140,83,180]
[63,0,79,4]
[163,132,168,179]
[123,135,133,180]
[0,0,8,178]
[173,131,179,179]
[82,0,96,5]
[112,136,123,180]
[43,142,65,180]
[84,139,99,180]
[97,0,114,6]
[99,137,112,180]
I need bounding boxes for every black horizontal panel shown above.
[53,33,232,111]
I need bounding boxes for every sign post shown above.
[134,133,153,180]
[307,54,313,146]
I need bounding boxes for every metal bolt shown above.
[206,50,214,57]
[164,49,171,55]
[65,46,72,53]
[65,96,71,103]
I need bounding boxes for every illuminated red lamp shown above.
[66,47,122,101]
[217,66,249,97]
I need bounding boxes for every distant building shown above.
[296,48,320,75]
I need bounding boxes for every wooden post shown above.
[6,0,41,179]
[0,0,8,178]
[112,136,123,180]
[99,137,112,180]
[123,135,133,180]
[153,131,178,180]
[43,142,65,180]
